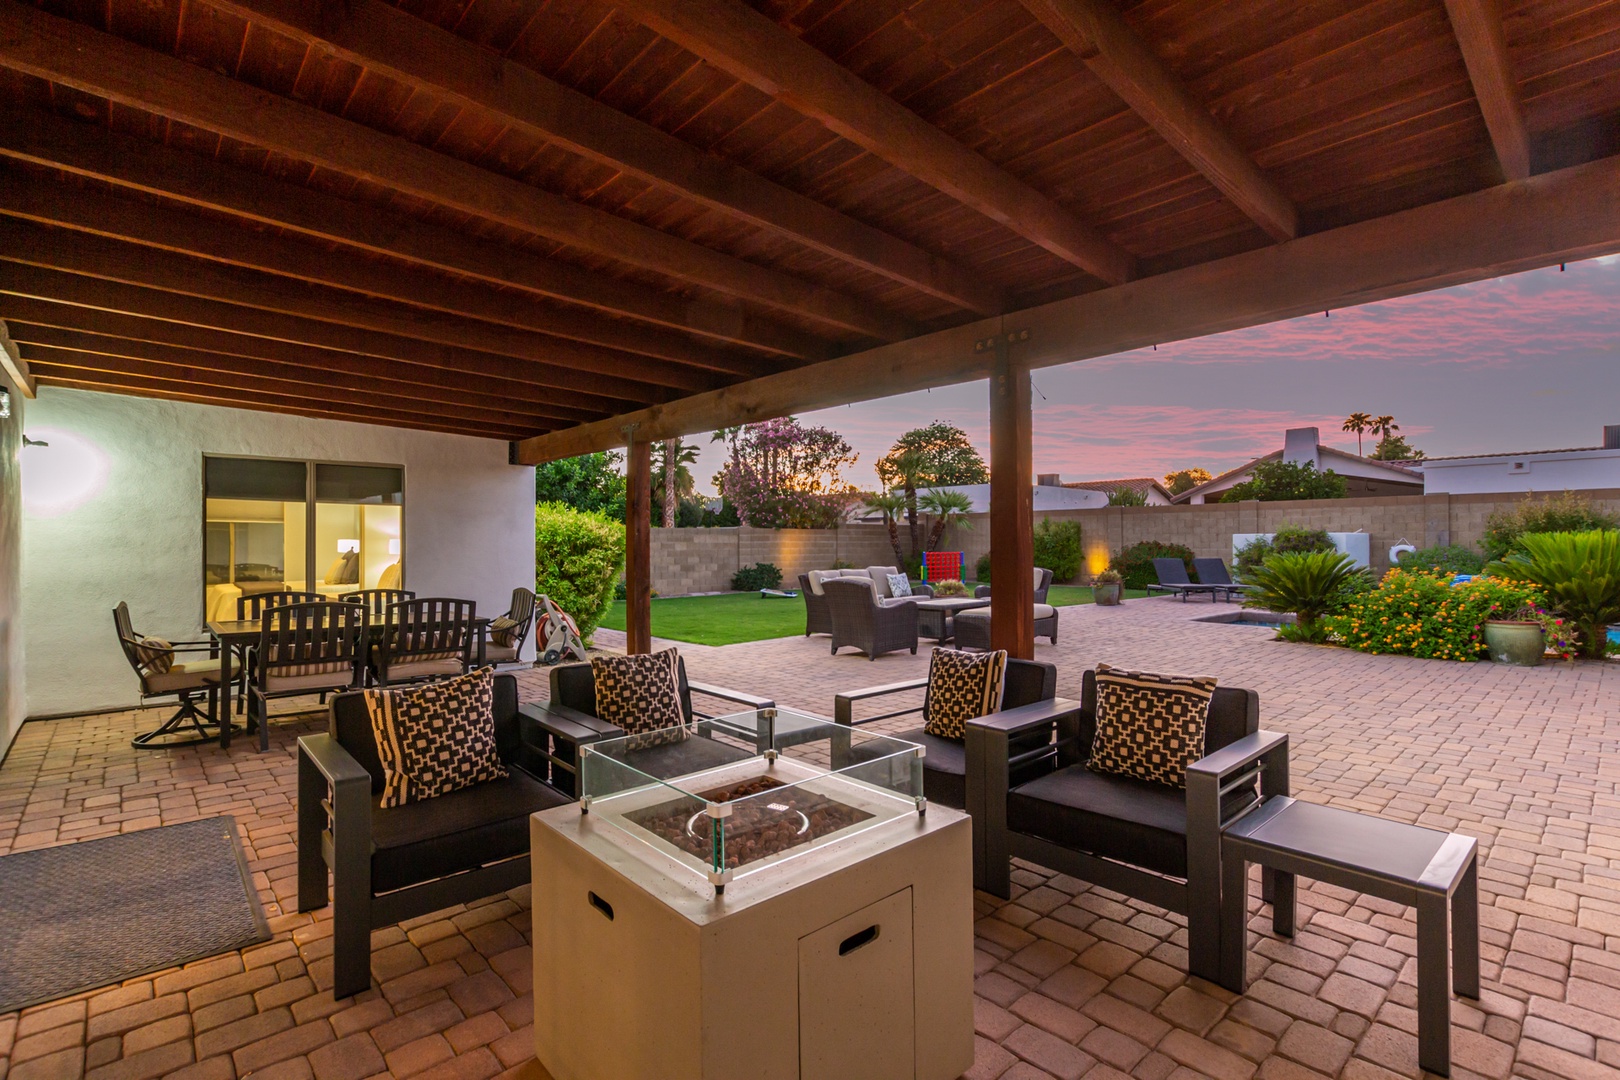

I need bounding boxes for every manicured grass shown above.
[599,584,1150,646]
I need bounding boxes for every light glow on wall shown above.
[20,427,110,518]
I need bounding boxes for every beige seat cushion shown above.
[1034,604,1056,619]
[958,605,1055,620]
[482,643,520,664]
[384,658,465,681]
[865,566,900,598]
[265,669,359,693]
[144,657,222,694]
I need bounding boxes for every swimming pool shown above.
[1196,611,1296,629]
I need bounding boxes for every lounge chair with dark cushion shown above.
[1192,559,1254,603]
[298,673,588,999]
[834,658,1066,811]
[973,567,1053,604]
[523,656,775,797]
[968,668,1288,984]
[1147,558,1220,602]
[824,577,920,660]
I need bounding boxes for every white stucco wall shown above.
[1418,450,1620,495]
[20,387,536,717]
[0,369,25,759]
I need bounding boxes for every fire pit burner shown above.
[626,776,873,870]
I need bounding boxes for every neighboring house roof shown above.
[1171,445,1423,504]
[1060,477,1173,501]
[1414,446,1600,462]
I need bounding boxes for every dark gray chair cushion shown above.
[1008,767,1191,877]
[600,732,756,781]
[370,769,569,892]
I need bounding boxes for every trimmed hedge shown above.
[535,501,625,639]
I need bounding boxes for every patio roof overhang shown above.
[4,0,1620,655]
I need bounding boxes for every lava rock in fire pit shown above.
[626,776,873,869]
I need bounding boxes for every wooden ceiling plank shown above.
[515,150,1620,463]
[0,0,914,341]
[0,170,774,378]
[32,371,533,440]
[0,110,827,361]
[0,300,601,421]
[608,0,1135,285]
[0,217,726,395]
[0,262,661,412]
[20,341,549,430]
[203,0,1005,316]
[1020,0,1298,242]
[1443,0,1532,180]
[10,325,579,425]
[0,317,32,396]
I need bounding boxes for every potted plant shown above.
[932,579,969,598]
[1092,569,1124,606]
[1483,604,1546,667]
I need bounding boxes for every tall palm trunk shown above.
[904,480,920,557]
[885,514,905,565]
[662,438,676,527]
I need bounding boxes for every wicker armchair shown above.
[973,567,1053,603]
[802,569,932,636]
[824,578,919,660]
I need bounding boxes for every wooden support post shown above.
[625,436,653,655]
[988,341,1034,660]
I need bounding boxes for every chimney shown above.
[1605,425,1620,450]
[1037,473,1061,486]
[1282,427,1321,469]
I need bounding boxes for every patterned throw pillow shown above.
[590,648,686,748]
[1087,664,1216,789]
[922,648,1007,741]
[133,636,173,675]
[887,573,913,598]
[489,616,520,648]
[365,667,508,808]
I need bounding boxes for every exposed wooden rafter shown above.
[1443,0,1531,181]
[0,111,826,361]
[202,0,1004,317]
[1021,0,1298,242]
[515,151,1620,463]
[0,0,915,342]
[609,0,1135,286]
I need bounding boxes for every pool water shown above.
[1196,611,1295,629]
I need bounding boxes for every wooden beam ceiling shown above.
[201,0,1004,318]
[609,0,1135,286]
[0,111,826,361]
[0,0,915,342]
[0,264,660,412]
[516,151,1620,463]
[1020,0,1298,242]
[1443,0,1531,182]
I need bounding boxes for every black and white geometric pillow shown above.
[922,647,1007,741]
[365,666,508,808]
[1086,664,1216,789]
[589,648,687,749]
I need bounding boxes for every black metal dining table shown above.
[206,615,490,749]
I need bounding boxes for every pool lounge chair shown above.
[1147,558,1221,602]
[1192,558,1256,603]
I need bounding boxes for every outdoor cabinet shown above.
[530,803,973,1080]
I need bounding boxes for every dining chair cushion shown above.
[133,636,174,675]
[143,657,222,694]
[381,658,466,682]
[365,667,509,808]
[1086,664,1215,789]
[589,648,685,747]
[489,616,520,648]
[482,643,520,664]
[922,647,1007,740]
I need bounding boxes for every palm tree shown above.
[918,489,974,552]
[864,491,909,564]
[1372,415,1399,440]
[655,438,699,527]
[1342,412,1373,456]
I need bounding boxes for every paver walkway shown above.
[1,596,1617,1080]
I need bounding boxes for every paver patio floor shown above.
[1,596,1617,1080]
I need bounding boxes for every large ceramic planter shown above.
[1484,620,1544,666]
[1092,581,1124,606]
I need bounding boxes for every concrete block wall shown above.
[650,525,897,595]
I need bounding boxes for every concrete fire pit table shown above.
[530,707,974,1080]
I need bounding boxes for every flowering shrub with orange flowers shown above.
[1321,570,1546,661]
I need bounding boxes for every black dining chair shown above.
[372,598,477,686]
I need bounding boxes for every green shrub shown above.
[1221,460,1346,502]
[536,501,625,639]
[1109,541,1195,590]
[1487,530,1620,658]
[1107,488,1147,506]
[1321,570,1544,661]
[1395,544,1483,576]
[1032,519,1084,582]
[1244,551,1366,640]
[1482,492,1619,560]
[730,562,783,591]
[1234,524,1334,581]
[975,552,992,584]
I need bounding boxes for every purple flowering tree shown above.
[714,418,860,529]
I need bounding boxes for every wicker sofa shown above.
[799,566,933,636]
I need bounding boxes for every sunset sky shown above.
[685,254,1620,494]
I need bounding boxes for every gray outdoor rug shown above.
[0,816,270,1013]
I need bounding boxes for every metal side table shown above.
[1220,797,1479,1077]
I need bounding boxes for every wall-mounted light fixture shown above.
[337,538,360,554]
[23,435,48,447]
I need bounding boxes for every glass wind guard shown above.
[579,708,924,891]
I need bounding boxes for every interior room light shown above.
[337,538,360,554]
[388,539,401,555]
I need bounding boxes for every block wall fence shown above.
[647,490,1620,595]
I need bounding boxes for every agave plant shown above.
[1486,530,1620,659]
[1244,550,1364,640]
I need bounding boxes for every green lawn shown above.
[598,585,1150,646]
